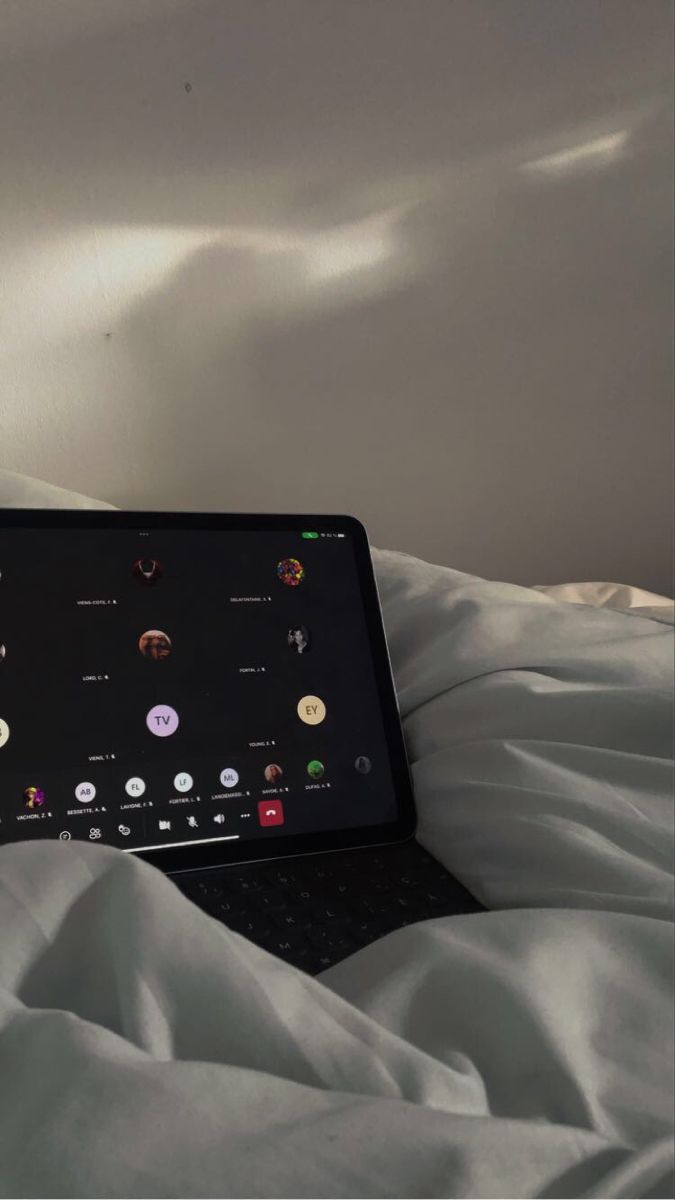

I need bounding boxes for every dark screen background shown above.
[0,526,397,855]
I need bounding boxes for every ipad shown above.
[0,511,414,871]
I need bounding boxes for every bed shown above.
[1,469,673,1198]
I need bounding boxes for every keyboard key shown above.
[206,897,242,919]
[335,879,352,893]
[348,917,387,943]
[307,864,335,882]
[306,927,331,949]
[311,917,351,942]
[359,894,391,915]
[183,877,225,900]
[393,874,420,889]
[227,915,272,941]
[392,894,427,915]
[327,934,356,954]
[265,932,308,958]
[312,952,336,971]
[253,889,287,912]
[228,874,262,894]
[271,910,309,931]
[266,868,301,889]
[362,855,387,872]
[369,877,391,894]
[338,858,362,876]
[317,903,348,922]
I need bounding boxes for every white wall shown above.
[1,0,672,593]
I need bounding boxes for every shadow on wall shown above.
[1,0,673,589]
[110,126,672,589]
[4,0,669,231]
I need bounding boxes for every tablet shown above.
[0,511,414,872]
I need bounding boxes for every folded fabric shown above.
[0,467,114,509]
[0,549,672,1199]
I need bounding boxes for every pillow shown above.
[0,468,114,510]
[533,580,674,623]
[373,547,674,919]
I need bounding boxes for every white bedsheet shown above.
[0,549,673,1198]
[0,467,114,510]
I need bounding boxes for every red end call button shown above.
[258,799,284,827]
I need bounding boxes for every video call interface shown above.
[0,525,398,856]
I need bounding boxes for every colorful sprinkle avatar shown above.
[277,558,305,587]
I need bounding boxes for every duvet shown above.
[0,548,672,1198]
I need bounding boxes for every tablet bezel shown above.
[0,509,416,871]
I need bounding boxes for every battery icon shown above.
[302,531,319,539]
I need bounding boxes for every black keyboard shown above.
[174,840,484,974]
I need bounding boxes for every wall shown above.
[1,0,673,592]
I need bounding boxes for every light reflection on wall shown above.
[4,204,410,355]
[521,130,630,177]
[303,208,402,282]
[3,227,208,350]
[2,113,643,364]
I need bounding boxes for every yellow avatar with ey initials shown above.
[297,696,326,725]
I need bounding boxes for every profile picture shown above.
[306,759,324,780]
[287,625,310,654]
[132,557,163,585]
[277,558,305,587]
[354,756,372,775]
[0,643,5,664]
[264,763,284,784]
[23,785,45,809]
[139,630,172,660]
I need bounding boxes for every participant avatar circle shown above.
[264,763,284,784]
[355,755,372,775]
[297,695,326,725]
[287,625,310,654]
[23,785,45,809]
[132,557,163,585]
[277,558,305,588]
[139,629,172,660]
[219,767,239,788]
[75,781,96,804]
[146,704,180,737]
[306,759,324,780]
[0,643,5,664]
[0,718,10,748]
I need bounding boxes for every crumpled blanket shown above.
[1,550,672,1199]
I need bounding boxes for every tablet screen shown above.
[0,517,409,865]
